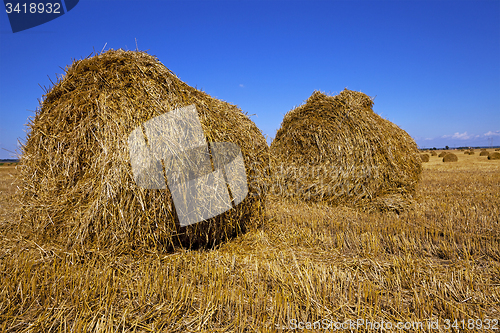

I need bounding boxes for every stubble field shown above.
[0,149,499,332]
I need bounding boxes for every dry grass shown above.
[1,150,499,332]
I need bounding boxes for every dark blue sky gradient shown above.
[0,0,499,158]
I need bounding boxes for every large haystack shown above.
[19,50,269,252]
[270,89,422,212]
[479,151,489,156]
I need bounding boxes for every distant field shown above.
[0,152,499,332]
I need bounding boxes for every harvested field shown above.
[1,150,499,331]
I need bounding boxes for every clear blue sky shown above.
[1,0,499,159]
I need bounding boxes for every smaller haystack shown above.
[469,150,475,155]
[479,151,489,156]
[488,152,500,160]
[438,152,447,157]
[420,154,430,162]
[443,153,458,162]
[495,148,500,151]
[431,151,437,156]
[270,89,422,212]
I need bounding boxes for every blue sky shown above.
[0,0,499,159]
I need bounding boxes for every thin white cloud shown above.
[443,132,471,140]
[239,84,245,88]
[484,130,500,137]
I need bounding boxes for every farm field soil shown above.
[0,154,499,332]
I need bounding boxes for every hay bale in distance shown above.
[464,151,470,155]
[19,49,270,252]
[443,153,458,162]
[420,154,430,162]
[468,150,475,155]
[479,151,489,156]
[488,152,500,160]
[431,151,437,156]
[438,152,447,157]
[495,148,500,151]
[270,89,422,212]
